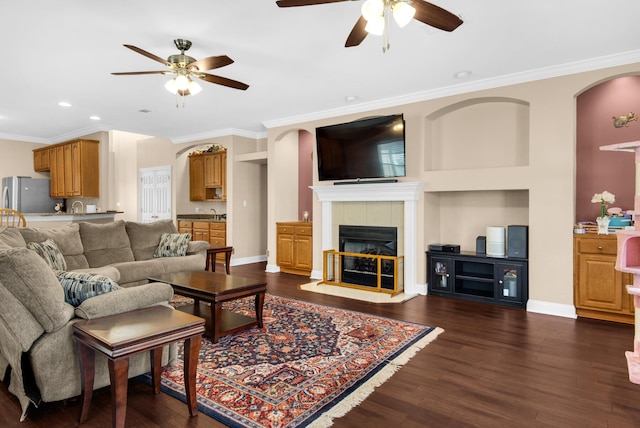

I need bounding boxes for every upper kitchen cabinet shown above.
[34,139,99,198]
[33,147,50,172]
[189,151,227,201]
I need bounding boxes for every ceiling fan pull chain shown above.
[383,4,391,53]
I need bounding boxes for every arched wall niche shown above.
[272,127,314,222]
[424,97,530,171]
[575,74,640,222]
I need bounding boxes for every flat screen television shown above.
[315,114,406,182]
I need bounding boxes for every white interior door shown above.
[140,166,171,223]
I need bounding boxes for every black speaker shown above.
[476,236,486,254]
[507,225,528,259]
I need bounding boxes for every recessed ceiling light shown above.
[58,101,72,107]
[454,71,472,79]
[345,96,358,102]
[89,115,101,121]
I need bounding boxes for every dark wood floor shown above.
[3,262,640,427]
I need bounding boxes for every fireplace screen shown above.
[339,225,397,290]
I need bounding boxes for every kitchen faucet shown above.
[71,201,84,214]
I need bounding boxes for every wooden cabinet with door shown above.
[188,151,226,201]
[33,148,50,172]
[34,139,99,198]
[277,222,312,276]
[574,233,634,324]
[178,220,227,262]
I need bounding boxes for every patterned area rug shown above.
[149,294,442,428]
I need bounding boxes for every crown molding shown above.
[263,49,640,130]
[171,128,268,144]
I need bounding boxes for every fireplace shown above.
[339,225,397,290]
[310,182,423,295]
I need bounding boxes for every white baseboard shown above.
[406,282,427,295]
[310,269,323,280]
[265,263,280,273]
[527,299,577,319]
[231,255,267,266]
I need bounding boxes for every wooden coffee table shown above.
[73,306,205,428]
[149,271,267,343]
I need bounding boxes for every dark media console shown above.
[427,251,528,308]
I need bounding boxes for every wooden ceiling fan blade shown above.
[189,55,234,72]
[345,15,368,47]
[199,73,249,90]
[123,44,171,66]
[412,0,463,32]
[111,71,169,76]
[276,0,349,7]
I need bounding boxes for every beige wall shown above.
[0,139,50,179]
[267,61,640,317]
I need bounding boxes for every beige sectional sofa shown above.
[0,219,210,420]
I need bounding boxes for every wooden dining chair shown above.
[0,208,27,227]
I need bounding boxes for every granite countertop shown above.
[177,214,226,222]
[24,211,123,216]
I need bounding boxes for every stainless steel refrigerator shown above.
[2,176,63,213]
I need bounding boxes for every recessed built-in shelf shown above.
[236,151,267,164]
[425,98,530,172]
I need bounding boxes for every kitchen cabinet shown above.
[277,222,312,276]
[574,234,634,324]
[189,152,227,201]
[33,148,50,172]
[178,220,227,262]
[35,139,99,198]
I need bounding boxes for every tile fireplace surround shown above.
[312,182,424,295]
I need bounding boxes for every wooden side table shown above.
[205,246,233,274]
[73,306,205,428]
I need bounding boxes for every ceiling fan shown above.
[276,0,463,52]
[112,39,249,105]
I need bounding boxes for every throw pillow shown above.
[27,239,67,271]
[55,271,121,306]
[154,233,192,258]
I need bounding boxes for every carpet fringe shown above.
[307,326,444,428]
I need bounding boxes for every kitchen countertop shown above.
[177,214,226,222]
[22,211,123,223]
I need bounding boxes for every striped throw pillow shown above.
[154,233,191,258]
[55,271,120,306]
[27,239,67,271]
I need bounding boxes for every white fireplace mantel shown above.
[311,181,424,295]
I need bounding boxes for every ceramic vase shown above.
[597,216,610,234]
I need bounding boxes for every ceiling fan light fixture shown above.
[164,78,179,94]
[175,74,190,91]
[188,80,202,95]
[361,0,384,22]
[365,15,385,35]
[392,1,415,27]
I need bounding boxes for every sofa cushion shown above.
[154,233,192,258]
[19,223,89,270]
[110,259,165,286]
[79,220,135,268]
[75,282,174,319]
[158,253,206,274]
[71,265,121,283]
[0,280,45,352]
[126,220,178,261]
[27,239,67,271]
[0,248,74,332]
[0,226,27,249]
[55,271,121,306]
